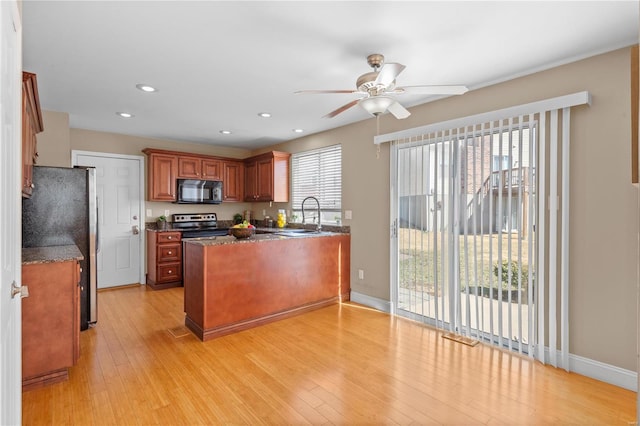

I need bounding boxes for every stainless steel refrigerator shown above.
[22,166,98,330]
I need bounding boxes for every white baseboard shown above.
[350,291,391,313]
[349,291,637,392]
[568,352,637,391]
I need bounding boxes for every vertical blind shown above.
[380,92,590,371]
[291,144,342,214]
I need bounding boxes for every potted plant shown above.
[156,215,168,230]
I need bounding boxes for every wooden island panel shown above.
[183,234,350,341]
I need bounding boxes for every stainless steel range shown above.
[171,213,229,238]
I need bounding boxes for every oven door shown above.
[181,228,229,239]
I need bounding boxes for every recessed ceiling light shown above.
[116,112,134,118]
[258,112,272,118]
[219,130,232,135]
[293,128,304,133]
[136,83,157,93]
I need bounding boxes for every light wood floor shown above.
[22,285,636,425]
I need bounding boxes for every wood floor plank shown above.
[22,285,637,425]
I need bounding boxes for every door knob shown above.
[132,225,140,235]
[11,281,29,299]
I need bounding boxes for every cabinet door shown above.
[22,261,78,381]
[149,154,177,201]
[256,157,274,201]
[177,156,201,179]
[244,160,258,201]
[223,161,244,202]
[21,73,43,198]
[201,159,221,180]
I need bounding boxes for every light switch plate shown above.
[345,210,353,220]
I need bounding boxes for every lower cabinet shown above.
[146,230,182,290]
[22,259,80,390]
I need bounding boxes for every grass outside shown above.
[398,228,533,298]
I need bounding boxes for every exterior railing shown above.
[491,167,531,191]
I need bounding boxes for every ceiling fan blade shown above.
[295,89,359,94]
[393,85,469,95]
[387,101,411,119]
[374,62,406,87]
[324,99,360,118]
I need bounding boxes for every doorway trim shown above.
[71,150,146,284]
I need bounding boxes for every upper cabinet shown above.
[178,156,221,180]
[244,151,290,202]
[143,149,178,201]
[222,160,244,202]
[22,72,44,198]
[143,148,266,203]
[631,45,638,184]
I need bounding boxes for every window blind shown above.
[385,91,591,372]
[291,144,342,214]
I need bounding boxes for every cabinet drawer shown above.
[157,263,181,282]
[157,243,181,262]
[157,232,181,243]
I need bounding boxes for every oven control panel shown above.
[172,213,217,223]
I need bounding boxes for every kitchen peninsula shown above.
[183,232,350,341]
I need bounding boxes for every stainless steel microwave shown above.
[175,179,223,204]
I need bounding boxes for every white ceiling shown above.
[22,1,639,150]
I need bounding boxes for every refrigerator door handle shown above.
[96,208,100,253]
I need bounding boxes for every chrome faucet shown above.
[301,196,322,232]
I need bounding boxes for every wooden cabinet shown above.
[22,259,80,390]
[632,45,638,184]
[222,160,244,201]
[183,233,350,341]
[178,156,221,180]
[244,151,290,202]
[22,72,44,198]
[143,150,178,201]
[142,148,289,203]
[146,230,182,290]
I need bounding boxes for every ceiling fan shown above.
[296,53,468,120]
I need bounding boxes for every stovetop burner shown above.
[172,213,229,238]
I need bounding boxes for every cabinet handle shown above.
[30,183,35,188]
[168,270,172,274]
[11,281,29,299]
[167,236,172,240]
[167,251,172,255]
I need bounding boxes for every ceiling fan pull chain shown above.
[376,115,381,159]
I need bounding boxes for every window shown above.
[291,144,342,225]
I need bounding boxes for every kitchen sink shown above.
[274,229,320,237]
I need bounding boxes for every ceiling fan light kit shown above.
[359,96,394,116]
[296,53,468,120]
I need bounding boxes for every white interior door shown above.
[73,152,144,288]
[0,1,22,423]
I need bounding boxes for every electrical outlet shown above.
[345,210,353,220]
[146,209,152,217]
[358,269,364,280]
[262,209,266,216]
[164,210,170,217]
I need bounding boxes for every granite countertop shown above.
[22,245,84,265]
[183,230,344,247]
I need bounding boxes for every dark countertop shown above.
[183,230,345,246]
[22,245,84,265]
[146,221,350,234]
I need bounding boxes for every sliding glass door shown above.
[391,124,536,353]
